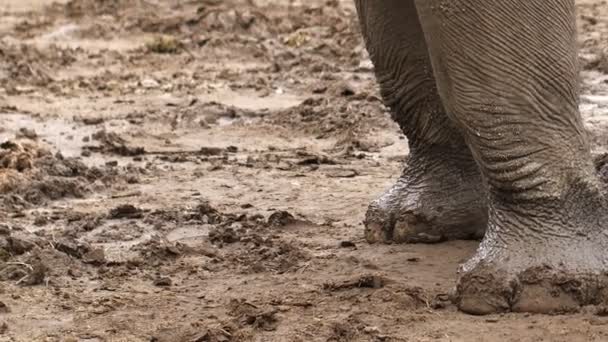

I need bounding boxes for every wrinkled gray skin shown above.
[355,0,608,314]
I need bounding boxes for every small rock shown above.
[55,240,91,259]
[199,146,224,156]
[330,81,356,97]
[141,78,160,89]
[17,127,37,140]
[356,59,374,72]
[109,204,143,219]
[363,326,380,334]
[0,322,7,334]
[406,257,421,262]
[312,85,328,94]
[267,211,295,227]
[153,276,172,287]
[82,117,105,125]
[339,241,356,248]
[326,169,359,178]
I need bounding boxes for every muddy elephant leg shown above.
[355,0,486,244]
[416,0,608,314]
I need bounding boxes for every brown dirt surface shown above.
[1,0,608,341]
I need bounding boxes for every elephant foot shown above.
[455,199,608,314]
[364,147,487,244]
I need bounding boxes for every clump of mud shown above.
[266,91,388,139]
[0,140,136,209]
[85,130,145,156]
[205,208,310,274]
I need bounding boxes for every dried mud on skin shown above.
[0,0,608,341]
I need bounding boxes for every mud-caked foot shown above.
[364,148,487,244]
[455,233,608,314]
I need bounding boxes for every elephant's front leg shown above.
[355,0,486,244]
[416,0,608,314]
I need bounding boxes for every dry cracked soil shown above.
[1,0,608,341]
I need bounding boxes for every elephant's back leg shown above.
[354,0,487,244]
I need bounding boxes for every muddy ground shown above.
[1,0,608,341]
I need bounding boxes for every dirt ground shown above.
[1,0,608,341]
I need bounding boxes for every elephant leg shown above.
[416,0,608,314]
[355,0,486,244]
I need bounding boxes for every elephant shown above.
[354,0,608,315]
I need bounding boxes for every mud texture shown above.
[1,0,608,341]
